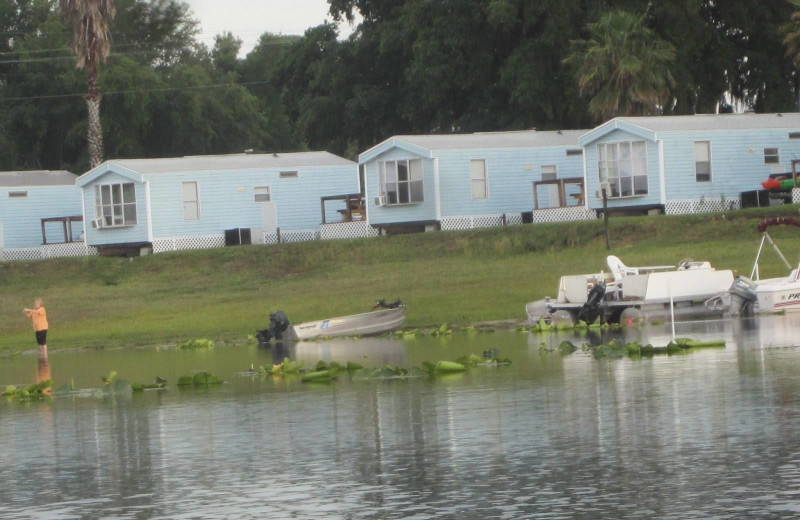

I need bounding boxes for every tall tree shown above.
[59,0,116,168]
[783,0,800,110]
[565,9,676,121]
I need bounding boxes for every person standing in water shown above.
[23,298,48,351]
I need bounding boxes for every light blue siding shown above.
[363,145,584,225]
[0,186,82,248]
[436,147,584,216]
[81,163,357,246]
[584,128,662,210]
[81,171,149,246]
[659,129,800,200]
[146,165,357,238]
[365,149,437,225]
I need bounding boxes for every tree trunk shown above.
[86,63,104,169]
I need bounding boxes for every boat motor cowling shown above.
[256,310,291,342]
[727,277,758,316]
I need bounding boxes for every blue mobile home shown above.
[0,170,82,250]
[75,152,358,254]
[579,113,800,214]
[358,130,589,231]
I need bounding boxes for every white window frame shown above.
[470,159,488,200]
[378,159,424,205]
[764,147,780,165]
[597,141,648,199]
[8,190,28,198]
[182,181,200,221]
[93,183,137,228]
[695,141,712,183]
[254,186,271,202]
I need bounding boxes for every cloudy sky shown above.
[183,0,357,54]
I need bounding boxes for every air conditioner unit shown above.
[91,218,103,229]
[375,196,386,206]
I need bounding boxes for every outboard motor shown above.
[727,277,758,316]
[578,280,607,324]
[256,310,291,342]
[373,299,403,309]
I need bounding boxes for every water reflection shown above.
[0,315,799,518]
[37,345,52,396]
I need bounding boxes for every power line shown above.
[0,80,273,102]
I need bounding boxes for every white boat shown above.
[257,303,407,342]
[525,255,735,324]
[737,217,800,314]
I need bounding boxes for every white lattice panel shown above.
[320,221,380,240]
[175,235,225,251]
[280,229,320,243]
[440,214,504,231]
[504,213,524,226]
[1,248,43,261]
[530,206,597,224]
[152,238,176,254]
[1,242,98,262]
[263,231,279,244]
[794,188,800,204]
[665,197,741,215]
[41,242,98,258]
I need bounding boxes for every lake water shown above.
[2,315,800,519]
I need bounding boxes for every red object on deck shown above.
[762,178,782,190]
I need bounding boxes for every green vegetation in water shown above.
[178,338,215,349]
[131,377,169,393]
[558,341,579,355]
[177,372,224,386]
[101,370,118,385]
[2,380,52,400]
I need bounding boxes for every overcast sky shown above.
[183,0,357,55]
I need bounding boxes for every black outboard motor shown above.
[578,280,607,324]
[256,310,291,342]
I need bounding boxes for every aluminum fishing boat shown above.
[257,302,407,342]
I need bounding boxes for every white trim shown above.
[658,140,666,205]
[145,181,153,242]
[363,165,371,225]
[582,148,589,209]
[434,158,442,220]
[80,191,87,243]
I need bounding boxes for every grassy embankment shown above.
[1,205,799,353]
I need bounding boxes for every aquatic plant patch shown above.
[2,380,52,400]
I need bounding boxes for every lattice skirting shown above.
[320,221,380,240]
[794,188,800,204]
[530,206,597,224]
[280,229,321,243]
[664,197,741,215]
[505,213,524,226]
[152,234,225,254]
[1,242,97,262]
[441,214,505,231]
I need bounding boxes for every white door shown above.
[254,186,278,233]
[261,202,277,231]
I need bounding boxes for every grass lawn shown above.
[1,205,799,353]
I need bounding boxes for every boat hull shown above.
[756,281,800,313]
[284,307,407,341]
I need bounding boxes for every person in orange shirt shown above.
[23,298,48,351]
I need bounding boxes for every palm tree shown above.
[60,0,116,168]
[564,10,676,121]
[782,0,800,110]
